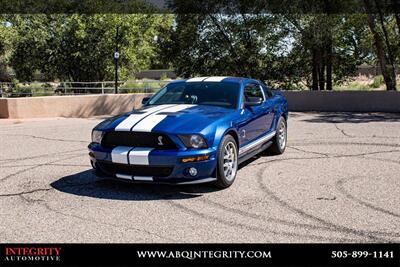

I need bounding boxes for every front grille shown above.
[98,161,173,178]
[101,131,177,149]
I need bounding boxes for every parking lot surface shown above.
[0,112,399,242]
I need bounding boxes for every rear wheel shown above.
[215,135,238,188]
[268,116,287,155]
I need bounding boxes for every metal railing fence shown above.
[0,80,170,97]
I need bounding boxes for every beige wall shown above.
[282,91,400,112]
[0,91,399,119]
[0,93,151,119]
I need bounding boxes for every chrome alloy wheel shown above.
[277,120,287,150]
[223,141,237,182]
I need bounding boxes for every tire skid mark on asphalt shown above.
[0,133,87,143]
[197,196,400,239]
[332,123,354,138]
[289,141,400,148]
[256,163,394,242]
[336,177,400,219]
[0,180,97,198]
[287,146,330,157]
[247,149,400,168]
[168,200,362,242]
[14,188,178,242]
[0,188,52,197]
[363,157,400,165]
[289,136,400,143]
[0,148,83,162]
[43,203,178,242]
[0,153,86,182]
[1,163,90,168]
[248,145,400,239]
[287,143,400,158]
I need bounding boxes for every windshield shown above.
[147,82,240,109]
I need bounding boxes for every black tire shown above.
[214,135,238,188]
[268,116,287,155]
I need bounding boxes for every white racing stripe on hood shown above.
[131,104,196,132]
[114,104,174,131]
[128,147,153,165]
[111,146,131,164]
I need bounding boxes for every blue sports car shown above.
[88,76,288,188]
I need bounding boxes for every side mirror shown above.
[244,97,263,107]
[141,97,150,105]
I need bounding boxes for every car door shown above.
[260,83,278,133]
[237,82,269,146]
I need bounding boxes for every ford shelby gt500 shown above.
[88,76,288,188]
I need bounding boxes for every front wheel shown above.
[215,135,238,188]
[268,116,287,155]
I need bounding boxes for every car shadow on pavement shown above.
[51,170,222,201]
[302,112,400,123]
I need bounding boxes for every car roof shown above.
[169,76,259,85]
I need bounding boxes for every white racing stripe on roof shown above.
[111,146,131,164]
[203,76,228,82]
[186,77,208,82]
[128,147,153,165]
[131,104,195,132]
[114,104,173,131]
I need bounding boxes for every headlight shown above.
[91,130,104,144]
[178,134,207,148]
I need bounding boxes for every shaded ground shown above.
[0,112,399,242]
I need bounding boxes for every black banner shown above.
[0,243,399,266]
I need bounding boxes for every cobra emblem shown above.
[157,136,164,146]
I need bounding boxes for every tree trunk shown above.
[318,48,325,91]
[375,0,397,86]
[364,1,397,91]
[395,13,400,34]
[312,48,319,91]
[392,0,400,34]
[326,37,333,91]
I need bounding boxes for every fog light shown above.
[188,167,198,177]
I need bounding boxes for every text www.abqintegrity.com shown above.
[137,250,272,260]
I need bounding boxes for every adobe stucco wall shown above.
[282,91,400,112]
[0,91,399,119]
[0,93,151,119]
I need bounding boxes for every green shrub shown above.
[160,73,168,81]
[371,75,384,88]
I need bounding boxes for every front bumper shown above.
[88,143,218,184]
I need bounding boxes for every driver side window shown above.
[244,84,264,101]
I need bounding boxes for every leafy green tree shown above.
[9,14,173,82]
[0,16,16,81]
[160,12,293,83]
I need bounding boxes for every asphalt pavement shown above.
[0,112,399,242]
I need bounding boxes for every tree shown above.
[8,14,173,82]
[364,0,397,91]
[0,16,16,81]
[164,1,377,90]
[160,11,298,86]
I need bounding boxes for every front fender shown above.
[212,124,240,149]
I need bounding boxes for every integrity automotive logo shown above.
[3,246,62,263]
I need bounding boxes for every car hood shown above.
[95,104,235,134]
